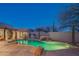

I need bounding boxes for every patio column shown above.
[0,28,5,41]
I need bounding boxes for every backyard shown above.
[0,3,79,56]
[0,38,79,56]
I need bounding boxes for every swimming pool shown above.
[16,39,73,51]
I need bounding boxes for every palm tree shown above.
[60,4,79,45]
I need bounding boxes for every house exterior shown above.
[16,29,29,40]
[0,26,29,42]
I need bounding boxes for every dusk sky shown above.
[0,3,71,29]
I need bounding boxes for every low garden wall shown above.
[48,32,79,43]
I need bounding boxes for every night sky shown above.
[0,3,71,29]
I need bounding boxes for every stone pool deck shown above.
[42,48,79,56]
[0,41,33,56]
[0,41,79,56]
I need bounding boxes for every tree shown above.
[52,22,58,32]
[60,4,79,45]
[46,26,50,32]
[28,29,34,38]
[36,28,43,39]
[48,20,58,32]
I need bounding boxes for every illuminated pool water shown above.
[16,39,72,51]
